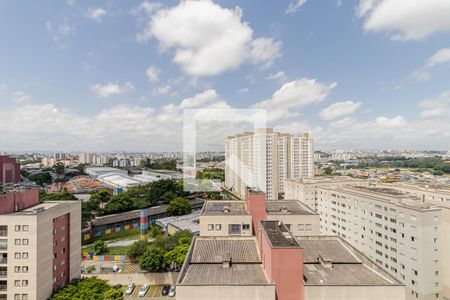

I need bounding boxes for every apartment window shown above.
[412,269,418,276]
[242,224,250,230]
[15,239,21,246]
[298,224,305,231]
[60,237,65,242]
[53,253,57,259]
[215,224,221,231]
[305,224,312,231]
[61,260,65,266]
[22,280,28,287]
[410,215,417,221]
[22,294,28,300]
[61,225,65,231]
[285,224,291,230]
[14,280,20,287]
[0,226,7,237]
[22,225,28,232]
[207,224,214,231]
[15,225,21,232]
[22,266,28,273]
[15,253,21,259]
[435,271,439,276]
[60,248,65,254]
[14,266,20,273]
[14,295,20,300]
[229,224,241,235]
[22,253,28,259]
[22,239,28,246]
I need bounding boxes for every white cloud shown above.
[319,101,362,120]
[84,8,107,23]
[131,1,162,16]
[238,88,250,95]
[285,0,307,15]
[12,91,31,104]
[46,17,75,48]
[152,84,171,95]
[146,66,159,82]
[410,48,450,82]
[90,82,135,98]
[418,91,450,118]
[266,71,287,82]
[356,0,450,40]
[140,0,281,76]
[253,78,337,110]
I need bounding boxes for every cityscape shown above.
[1,1,450,300]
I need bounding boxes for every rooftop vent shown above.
[280,206,289,213]
[222,253,232,269]
[317,255,333,269]
[223,206,231,213]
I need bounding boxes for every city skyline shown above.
[1,1,450,151]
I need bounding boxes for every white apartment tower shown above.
[225,129,313,200]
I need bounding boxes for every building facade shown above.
[225,129,314,200]
[0,188,81,300]
[0,156,20,185]
[316,185,450,300]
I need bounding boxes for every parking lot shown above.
[124,284,174,299]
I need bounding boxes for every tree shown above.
[127,240,150,259]
[93,240,108,255]
[41,191,78,201]
[164,230,193,251]
[28,172,52,186]
[53,162,65,175]
[167,197,191,216]
[139,246,167,272]
[164,243,190,268]
[50,277,123,300]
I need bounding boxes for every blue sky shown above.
[0,0,450,151]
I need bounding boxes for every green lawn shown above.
[82,228,141,245]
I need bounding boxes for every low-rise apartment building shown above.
[0,187,81,300]
[316,185,450,300]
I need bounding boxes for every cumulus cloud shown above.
[266,71,287,82]
[139,0,281,76]
[146,66,159,82]
[418,91,450,118]
[356,0,450,40]
[90,82,135,98]
[84,7,107,22]
[319,101,362,120]
[285,0,307,15]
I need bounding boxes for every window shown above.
[207,224,214,231]
[0,226,7,237]
[412,269,418,276]
[14,295,20,300]
[22,295,28,300]
[229,224,241,235]
[22,280,28,287]
[61,225,65,231]
[15,239,21,246]
[60,237,65,242]
[14,280,20,287]
[14,266,20,273]
[61,260,65,266]
[15,225,21,232]
[22,239,28,246]
[305,224,312,231]
[15,253,21,259]
[22,225,29,232]
[22,266,28,273]
[410,215,417,221]
[298,224,305,231]
[22,253,28,259]
[242,224,250,230]
[285,224,291,230]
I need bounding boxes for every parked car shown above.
[168,285,176,297]
[161,285,170,296]
[138,284,149,297]
[125,282,135,295]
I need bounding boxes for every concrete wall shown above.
[305,285,405,300]
[82,272,179,285]
[176,285,275,300]
[200,215,252,236]
[266,214,320,236]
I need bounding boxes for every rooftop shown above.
[10,200,78,216]
[260,220,300,248]
[266,200,316,216]
[181,264,269,285]
[201,201,248,216]
[190,237,261,263]
[156,210,201,234]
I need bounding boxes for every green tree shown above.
[93,240,108,255]
[53,162,65,175]
[167,197,191,216]
[41,191,78,201]
[50,278,123,300]
[164,230,193,251]
[164,243,190,267]
[139,246,167,272]
[127,240,150,259]
[28,172,52,186]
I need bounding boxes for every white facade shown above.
[225,129,314,200]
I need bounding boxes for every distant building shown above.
[0,156,20,185]
[0,187,81,300]
[225,129,314,200]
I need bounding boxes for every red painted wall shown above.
[0,156,20,184]
[0,188,40,215]
[245,189,267,234]
[52,213,70,290]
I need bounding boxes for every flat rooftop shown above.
[298,236,401,286]
[201,201,248,216]
[260,221,300,248]
[266,200,316,215]
[178,236,271,286]
[10,201,77,216]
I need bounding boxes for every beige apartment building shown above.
[316,185,450,300]
[284,176,367,210]
[225,129,313,200]
[0,199,81,300]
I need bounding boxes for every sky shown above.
[0,0,450,152]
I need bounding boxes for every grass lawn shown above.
[83,243,134,256]
[82,228,141,245]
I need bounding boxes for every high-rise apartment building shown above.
[225,129,313,200]
[316,185,450,300]
[0,156,20,185]
[0,187,81,300]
